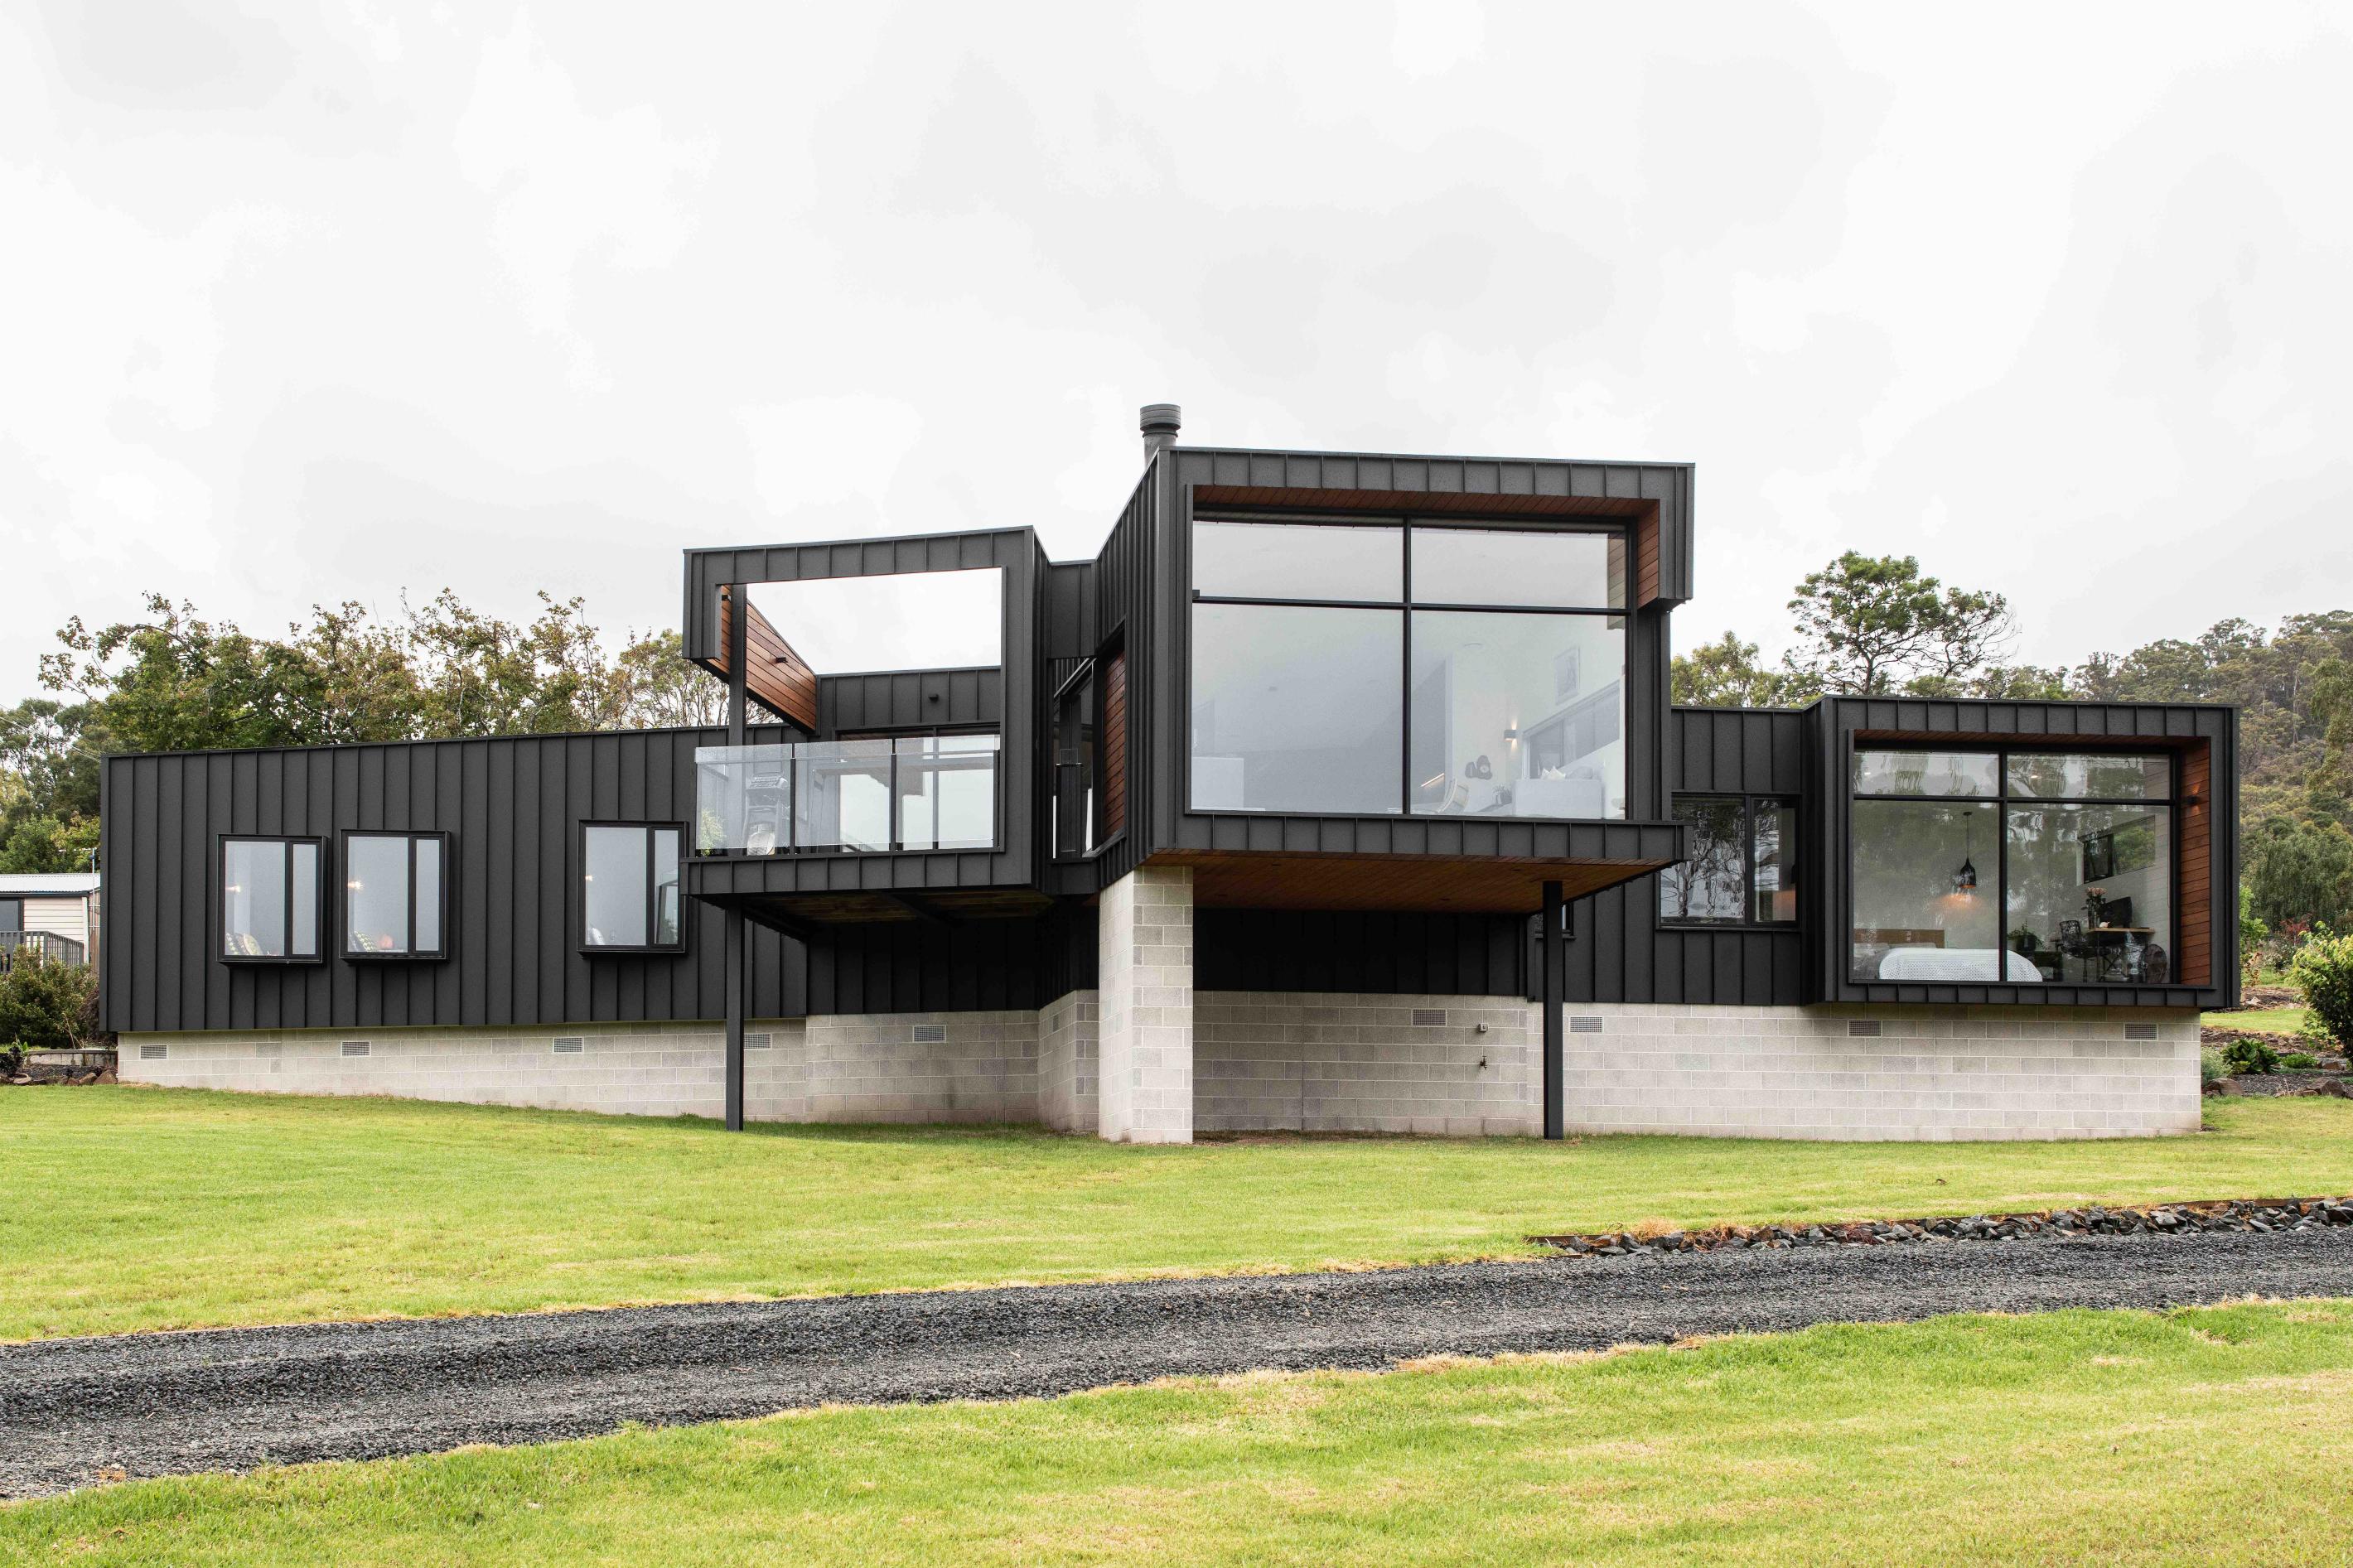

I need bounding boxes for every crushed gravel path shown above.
[8,1226,2353,1498]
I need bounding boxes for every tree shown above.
[1671,632,1817,708]
[2246,818,2353,932]
[1781,552,2016,697]
[607,630,727,728]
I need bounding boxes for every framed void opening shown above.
[746,567,1003,675]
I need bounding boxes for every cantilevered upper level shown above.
[678,406,1696,930]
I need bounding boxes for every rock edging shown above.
[1531,1196,2353,1257]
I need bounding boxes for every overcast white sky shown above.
[5,1,2350,701]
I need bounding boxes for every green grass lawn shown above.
[8,1088,2353,1342]
[2204,1005,2314,1036]
[10,1301,2353,1565]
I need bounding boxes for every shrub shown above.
[2222,1036,2280,1076]
[2200,1048,2227,1088]
[0,1042,22,1078]
[0,953,97,1055]
[2283,1052,2320,1070]
[2289,926,2353,1049]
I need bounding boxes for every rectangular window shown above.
[342,832,451,959]
[1659,795,1799,926]
[1190,602,1404,814]
[1189,514,1628,821]
[1191,518,1402,601]
[1410,525,1626,610]
[582,823,686,953]
[1848,747,2177,986]
[220,837,324,962]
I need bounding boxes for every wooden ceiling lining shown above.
[716,586,819,730]
[1153,848,1670,914]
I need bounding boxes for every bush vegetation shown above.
[0,951,100,1055]
[2221,1037,2280,1076]
[2288,926,2353,1049]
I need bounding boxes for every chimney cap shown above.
[1139,403,1181,434]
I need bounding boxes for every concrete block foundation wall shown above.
[1562,1004,2202,1141]
[1096,865,1195,1144]
[118,994,2201,1144]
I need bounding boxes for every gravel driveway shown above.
[7,1227,2353,1498]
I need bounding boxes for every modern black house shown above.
[104,407,2237,1141]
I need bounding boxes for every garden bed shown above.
[1533,1194,2353,1256]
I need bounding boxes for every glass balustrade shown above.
[695,736,999,855]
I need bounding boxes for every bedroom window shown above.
[1849,748,2173,985]
[342,832,450,960]
[581,823,685,953]
[1189,514,1627,820]
[220,837,324,963]
[1660,795,1797,926]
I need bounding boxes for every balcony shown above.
[1,931,85,969]
[696,735,1001,857]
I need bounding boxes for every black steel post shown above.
[724,585,748,1132]
[1542,879,1564,1141]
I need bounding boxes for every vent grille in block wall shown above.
[1411,1009,1447,1026]
[553,1037,584,1054]
[1570,1016,1603,1035]
[746,1033,771,1050]
[1848,1020,1882,1038]
[912,1025,947,1044]
[2125,1024,2159,1041]
[138,1044,166,1061]
[341,1040,370,1057]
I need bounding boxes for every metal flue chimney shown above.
[1140,403,1181,462]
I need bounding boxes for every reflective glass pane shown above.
[1660,797,1744,922]
[1849,799,2005,981]
[1852,749,2000,798]
[2006,753,2172,800]
[1409,610,1624,819]
[652,829,681,946]
[582,826,649,947]
[1192,520,1402,601]
[290,842,318,957]
[695,745,790,854]
[1191,603,1403,814]
[796,741,892,851]
[414,837,442,953]
[896,736,998,852]
[345,836,411,955]
[2005,804,2172,983]
[225,840,287,958]
[1753,798,1798,923]
[1411,527,1625,609]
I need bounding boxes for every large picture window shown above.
[582,823,684,953]
[342,832,450,959]
[1849,748,2174,985]
[1189,515,1627,820]
[220,837,324,963]
[1660,795,1798,925]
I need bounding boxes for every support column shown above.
[1543,879,1564,1141]
[1097,864,1194,1144]
[723,582,749,1132]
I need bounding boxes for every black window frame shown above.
[1657,793,1800,929]
[577,820,689,957]
[338,829,453,963]
[217,834,327,965]
[1843,744,2180,987]
[1185,510,1631,822]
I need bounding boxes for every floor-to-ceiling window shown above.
[1188,515,1628,820]
[1849,747,2175,984]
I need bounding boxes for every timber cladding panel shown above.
[715,588,818,729]
[1102,646,1128,837]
